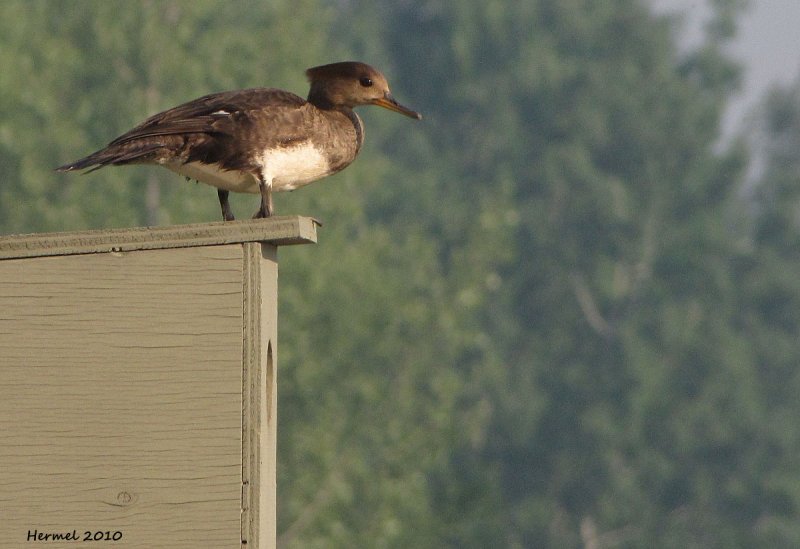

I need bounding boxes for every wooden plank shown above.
[240,243,278,549]
[260,248,279,549]
[0,245,246,548]
[0,216,318,260]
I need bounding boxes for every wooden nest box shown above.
[0,217,318,549]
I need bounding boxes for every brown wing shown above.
[108,88,306,145]
[57,88,309,173]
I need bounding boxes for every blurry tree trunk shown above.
[144,78,161,225]
[145,173,161,226]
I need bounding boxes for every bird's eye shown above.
[359,77,373,87]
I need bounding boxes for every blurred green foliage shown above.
[1,0,799,547]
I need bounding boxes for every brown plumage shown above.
[56,61,421,221]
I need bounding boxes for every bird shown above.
[56,61,421,221]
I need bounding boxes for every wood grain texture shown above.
[240,243,278,549]
[0,216,318,260]
[0,244,246,548]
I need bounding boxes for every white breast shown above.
[260,142,331,192]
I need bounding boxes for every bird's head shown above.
[306,61,422,120]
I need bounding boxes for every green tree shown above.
[726,81,800,547]
[0,0,329,233]
[329,0,799,547]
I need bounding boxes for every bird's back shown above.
[57,88,311,173]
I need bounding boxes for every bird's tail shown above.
[55,143,163,173]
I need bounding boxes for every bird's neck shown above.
[307,82,350,113]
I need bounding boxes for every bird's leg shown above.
[253,177,273,218]
[218,189,235,221]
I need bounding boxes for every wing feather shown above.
[108,88,307,145]
[57,88,311,173]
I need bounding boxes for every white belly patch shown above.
[260,142,331,192]
[166,142,331,194]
